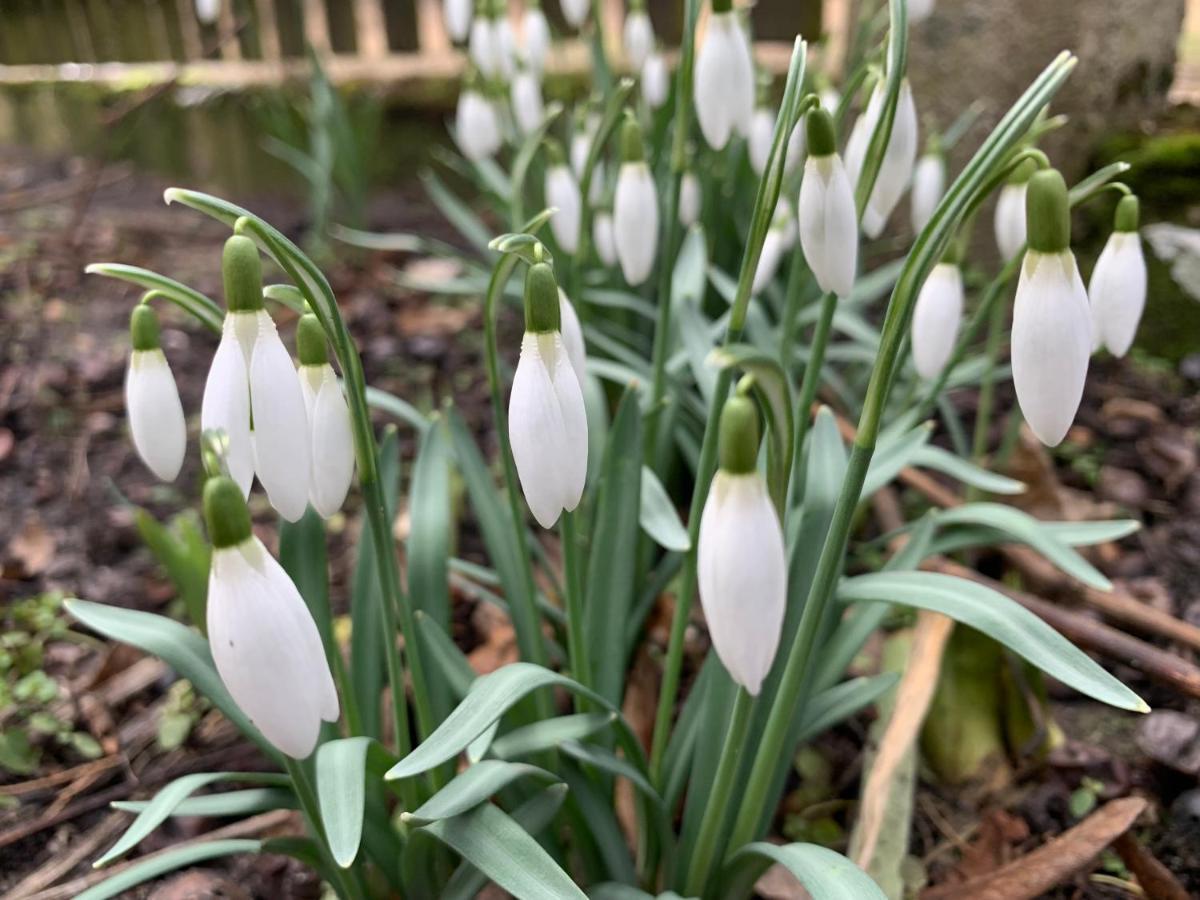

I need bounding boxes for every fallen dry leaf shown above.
[7,516,56,576]
[921,796,1147,900]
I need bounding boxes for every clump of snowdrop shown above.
[295,314,355,519]
[613,115,659,286]
[623,0,655,70]
[994,158,1035,260]
[520,0,550,73]
[1089,194,1147,358]
[698,393,786,696]
[753,198,796,294]
[861,79,918,238]
[1011,168,1092,447]
[545,139,582,252]
[798,106,858,297]
[910,141,945,232]
[693,0,754,150]
[456,71,502,161]
[201,236,312,522]
[508,260,588,528]
[125,304,186,482]
[203,474,338,758]
[910,259,964,379]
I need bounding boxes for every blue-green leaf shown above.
[910,445,1025,495]
[796,674,901,743]
[489,713,616,760]
[315,737,398,868]
[78,840,263,900]
[402,760,558,826]
[639,466,690,552]
[725,843,886,900]
[111,788,295,818]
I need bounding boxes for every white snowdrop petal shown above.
[748,108,775,175]
[753,230,785,295]
[508,334,572,528]
[863,80,918,238]
[694,14,741,149]
[546,166,582,252]
[308,366,356,518]
[126,350,187,482]
[195,0,220,25]
[799,154,858,297]
[249,312,312,522]
[456,90,501,161]
[911,263,964,379]
[1089,232,1147,357]
[207,540,334,758]
[1011,251,1092,446]
[994,183,1028,261]
[201,318,254,496]
[910,153,945,232]
[729,20,755,138]
[522,9,550,70]
[558,290,588,387]
[623,11,654,70]
[843,85,882,193]
[594,211,618,266]
[496,18,517,79]
[614,162,660,286]
[469,19,498,76]
[444,0,472,42]
[785,119,806,175]
[698,473,787,696]
[679,172,702,227]
[549,336,589,511]
[642,52,669,109]
[511,71,545,136]
[561,0,588,28]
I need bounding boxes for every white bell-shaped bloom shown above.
[911,262,963,379]
[693,9,754,150]
[208,532,338,758]
[642,51,669,109]
[521,6,550,72]
[843,84,882,193]
[495,15,518,79]
[1089,230,1147,358]
[195,0,220,24]
[558,289,587,387]
[299,364,355,518]
[820,87,841,116]
[568,129,605,205]
[994,181,1028,261]
[594,211,618,266]
[679,171,702,226]
[545,162,582,252]
[862,80,918,238]
[698,470,786,695]
[509,331,588,528]
[748,106,775,175]
[613,158,659,286]
[511,69,544,136]
[469,16,502,77]
[456,87,502,160]
[785,120,806,175]
[202,312,256,496]
[753,198,796,295]
[561,0,588,28]
[799,153,858,297]
[624,9,654,70]
[910,0,935,23]
[444,0,473,42]
[910,152,945,233]
[1012,250,1092,446]
[126,348,186,482]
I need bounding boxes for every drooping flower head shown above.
[752,197,796,295]
[1089,194,1147,358]
[511,65,545,136]
[125,304,186,482]
[861,79,918,238]
[698,394,786,696]
[444,0,473,43]
[613,114,660,286]
[203,475,338,758]
[679,169,702,227]
[508,260,588,528]
[642,49,669,109]
[693,0,754,150]
[1011,168,1092,447]
[201,235,311,521]
[295,314,355,519]
[456,69,503,161]
[798,106,858,297]
[560,0,589,30]
[910,139,945,233]
[623,0,655,70]
[544,138,582,252]
[994,157,1036,261]
[593,208,618,267]
[520,0,551,72]
[911,260,964,380]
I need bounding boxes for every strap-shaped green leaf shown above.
[111,788,295,818]
[314,736,399,868]
[403,760,558,826]
[84,263,223,333]
[78,839,263,900]
[861,423,932,498]
[490,713,616,760]
[639,466,690,551]
[837,571,1147,711]
[796,674,901,744]
[910,444,1025,495]
[725,842,886,900]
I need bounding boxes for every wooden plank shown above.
[175,0,204,59]
[217,0,243,59]
[255,0,282,59]
[354,0,390,58]
[303,0,333,52]
[415,0,451,54]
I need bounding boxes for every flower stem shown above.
[560,508,591,699]
[683,687,754,897]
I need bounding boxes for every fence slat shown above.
[354,0,390,57]
[304,0,333,52]
[255,0,282,59]
[416,0,450,54]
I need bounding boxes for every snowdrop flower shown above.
[201,236,311,522]
[456,73,502,160]
[862,79,918,238]
[593,209,618,266]
[748,105,775,175]
[910,147,945,232]
[560,0,588,29]
[753,198,796,295]
[511,67,544,136]
[521,0,550,72]
[1011,169,1092,447]
[203,476,338,758]
[613,117,659,285]
[444,0,473,42]
[785,119,806,175]
[798,107,858,297]
[911,261,963,379]
[125,305,186,482]
[295,314,354,519]
[698,394,786,696]
[195,0,220,24]
[469,0,503,78]
[545,140,582,252]
[642,50,669,109]
[624,0,655,69]
[569,117,605,205]
[495,5,518,80]
[693,0,754,150]
[558,288,587,387]
[1089,194,1147,357]
[994,159,1034,260]
[679,170,702,226]
[819,86,840,116]
[843,82,881,192]
[509,261,588,528]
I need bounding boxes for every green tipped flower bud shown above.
[1008,157,1038,186]
[297,313,329,366]
[1025,168,1070,254]
[717,394,760,475]
[523,261,561,333]
[806,107,837,157]
[1114,194,1139,233]
[545,137,567,168]
[223,235,264,312]
[619,114,645,164]
[712,0,732,13]
[203,475,253,549]
[130,304,161,351]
